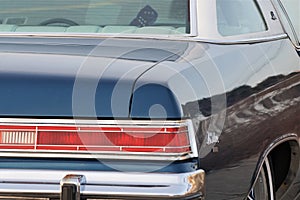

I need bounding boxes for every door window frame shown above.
[273,0,300,48]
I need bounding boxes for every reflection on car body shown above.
[0,0,299,200]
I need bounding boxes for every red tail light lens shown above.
[0,122,192,154]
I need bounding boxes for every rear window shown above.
[0,0,190,35]
[216,0,267,36]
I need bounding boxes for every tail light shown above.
[0,119,197,160]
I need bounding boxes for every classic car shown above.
[0,0,299,199]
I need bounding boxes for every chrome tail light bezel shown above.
[0,118,198,161]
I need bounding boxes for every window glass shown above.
[0,0,189,35]
[279,0,300,42]
[217,0,267,36]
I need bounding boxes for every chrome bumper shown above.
[0,169,205,200]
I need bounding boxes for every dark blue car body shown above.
[0,0,299,199]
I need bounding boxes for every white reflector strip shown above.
[1,132,35,144]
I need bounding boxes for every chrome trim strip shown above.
[272,0,300,46]
[0,32,288,45]
[0,151,191,161]
[189,0,198,37]
[197,33,288,45]
[0,169,205,199]
[0,118,186,126]
[187,120,199,159]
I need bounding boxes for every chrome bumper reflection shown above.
[0,169,205,199]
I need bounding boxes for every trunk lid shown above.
[0,37,185,118]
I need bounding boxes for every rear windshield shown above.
[0,0,190,35]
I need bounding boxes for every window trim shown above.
[196,0,286,44]
[189,0,198,37]
[272,0,300,48]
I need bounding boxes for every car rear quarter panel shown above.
[130,38,300,199]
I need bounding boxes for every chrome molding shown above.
[189,0,198,37]
[194,33,288,45]
[0,118,187,126]
[272,0,300,46]
[0,32,288,45]
[0,169,205,199]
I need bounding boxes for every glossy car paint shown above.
[0,37,184,118]
[130,38,300,199]
[0,34,299,199]
[0,0,299,199]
